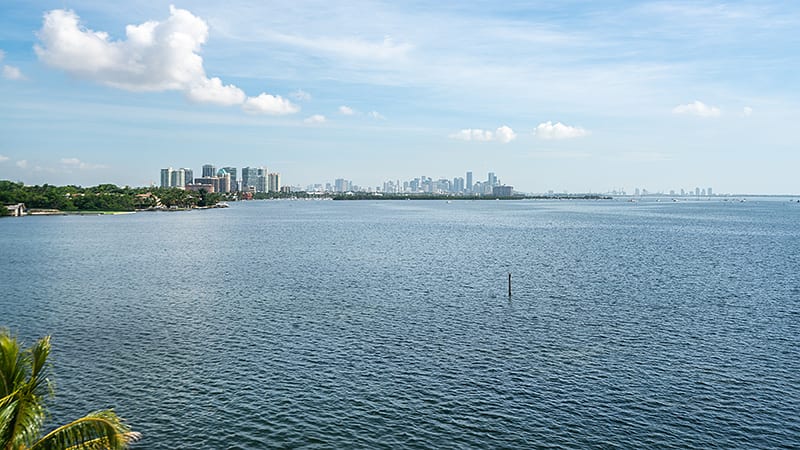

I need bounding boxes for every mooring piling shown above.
[508,272,512,297]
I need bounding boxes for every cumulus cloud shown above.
[368,111,386,120]
[186,77,246,106]
[533,121,589,140]
[672,100,721,117]
[449,126,516,143]
[60,157,108,170]
[0,155,8,163]
[339,105,355,115]
[304,114,326,124]
[16,160,28,169]
[243,93,300,115]
[495,125,516,143]
[742,106,753,117]
[35,6,297,114]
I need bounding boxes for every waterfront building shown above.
[488,172,497,187]
[453,177,465,193]
[202,164,216,177]
[334,178,350,192]
[493,185,513,196]
[222,167,238,191]
[466,171,473,193]
[268,173,281,192]
[241,167,259,191]
[181,169,193,187]
[170,169,185,188]
[160,168,172,188]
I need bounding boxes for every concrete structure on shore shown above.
[5,203,26,216]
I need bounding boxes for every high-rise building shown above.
[268,173,281,192]
[488,172,497,187]
[334,178,350,192]
[466,171,473,193]
[170,169,185,188]
[160,168,173,188]
[181,169,193,187]
[222,167,237,191]
[241,167,259,191]
[707,187,713,196]
[453,177,465,193]
[202,164,216,177]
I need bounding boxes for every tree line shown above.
[0,180,223,212]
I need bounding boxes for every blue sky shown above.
[1,1,798,193]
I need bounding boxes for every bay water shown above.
[1,199,798,448]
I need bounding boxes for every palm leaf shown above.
[30,410,139,450]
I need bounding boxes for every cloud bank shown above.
[450,125,516,143]
[672,100,720,117]
[533,121,588,140]
[35,6,297,114]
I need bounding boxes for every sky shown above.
[1,1,799,194]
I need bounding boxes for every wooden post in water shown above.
[508,272,512,297]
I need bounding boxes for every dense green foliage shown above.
[0,181,224,211]
[0,329,140,449]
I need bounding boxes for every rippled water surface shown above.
[2,199,799,448]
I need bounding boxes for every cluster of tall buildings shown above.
[160,164,281,193]
[306,171,513,196]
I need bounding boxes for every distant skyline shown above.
[1,1,799,194]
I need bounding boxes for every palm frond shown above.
[30,410,138,450]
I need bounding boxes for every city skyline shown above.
[2,2,800,194]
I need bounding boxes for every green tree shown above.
[0,330,140,449]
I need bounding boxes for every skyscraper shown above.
[170,169,185,188]
[268,173,281,192]
[202,164,216,177]
[160,168,173,188]
[222,167,238,191]
[241,167,259,191]
[181,168,193,186]
[466,171,473,192]
[488,172,497,186]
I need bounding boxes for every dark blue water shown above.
[2,199,799,448]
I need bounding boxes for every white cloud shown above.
[742,106,753,117]
[339,105,355,115]
[672,100,721,117]
[35,6,295,113]
[290,89,312,101]
[2,65,25,80]
[0,49,4,61]
[449,126,516,143]
[60,158,108,170]
[450,129,493,142]
[187,77,246,106]
[304,114,326,124]
[0,155,8,163]
[368,111,386,120]
[495,125,516,143]
[16,160,28,169]
[533,121,589,140]
[243,93,300,115]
